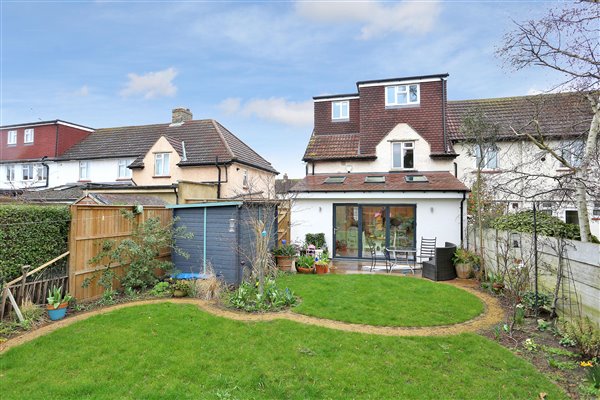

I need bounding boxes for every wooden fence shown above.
[68,205,172,301]
[277,201,291,245]
[1,252,69,320]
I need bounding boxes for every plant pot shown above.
[455,263,473,279]
[173,289,187,297]
[46,302,68,321]
[315,263,329,274]
[276,256,294,272]
[296,266,315,274]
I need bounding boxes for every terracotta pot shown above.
[296,266,315,274]
[276,256,294,271]
[455,263,473,279]
[315,263,329,274]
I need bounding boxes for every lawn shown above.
[277,274,484,326]
[0,303,566,399]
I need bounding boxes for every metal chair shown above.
[366,238,377,271]
[417,237,436,264]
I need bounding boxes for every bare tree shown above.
[497,2,600,242]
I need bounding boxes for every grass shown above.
[277,274,484,326]
[0,303,566,399]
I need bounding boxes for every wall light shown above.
[229,218,236,233]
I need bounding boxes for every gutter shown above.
[441,77,448,154]
[215,156,222,199]
[41,156,49,188]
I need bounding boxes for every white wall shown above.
[291,191,466,257]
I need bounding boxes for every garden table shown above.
[386,247,418,274]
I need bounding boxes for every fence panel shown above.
[68,205,172,301]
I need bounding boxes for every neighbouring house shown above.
[291,74,470,259]
[1,108,278,203]
[447,93,599,238]
[0,120,94,191]
[57,108,278,201]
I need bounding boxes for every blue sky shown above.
[1,1,564,177]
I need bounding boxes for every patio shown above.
[330,258,423,277]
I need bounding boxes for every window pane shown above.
[397,92,407,104]
[362,206,386,257]
[341,101,349,118]
[403,146,414,168]
[389,206,415,249]
[334,205,359,258]
[332,103,340,119]
[386,87,396,105]
[392,143,402,168]
[487,148,498,169]
[155,155,162,175]
[163,154,169,175]
[409,85,418,102]
[565,210,579,225]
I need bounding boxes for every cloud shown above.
[296,0,441,39]
[120,67,177,99]
[219,97,313,127]
[74,85,89,96]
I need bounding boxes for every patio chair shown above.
[422,242,457,281]
[416,237,437,264]
[366,238,378,271]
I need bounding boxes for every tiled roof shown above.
[85,193,168,206]
[60,119,277,173]
[275,177,301,194]
[303,133,367,161]
[290,172,468,192]
[447,92,593,141]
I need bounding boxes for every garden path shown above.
[0,280,503,354]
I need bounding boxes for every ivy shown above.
[0,205,70,284]
[491,211,581,240]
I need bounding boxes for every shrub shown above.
[562,317,600,358]
[305,233,326,249]
[228,279,296,312]
[0,205,70,284]
[150,281,171,297]
[521,291,552,312]
[491,211,585,241]
[271,244,297,257]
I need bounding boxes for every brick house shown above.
[0,120,93,190]
[291,74,469,259]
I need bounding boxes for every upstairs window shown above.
[561,140,584,168]
[24,128,34,144]
[5,165,15,182]
[332,101,349,120]
[79,161,90,180]
[154,153,170,176]
[385,84,419,106]
[118,159,133,178]
[7,130,17,145]
[392,142,414,169]
[242,169,249,189]
[22,164,34,181]
[474,144,499,170]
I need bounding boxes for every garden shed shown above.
[167,201,277,284]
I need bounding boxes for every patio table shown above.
[386,247,417,274]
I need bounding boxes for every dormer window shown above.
[385,84,419,107]
[392,142,414,169]
[7,130,17,145]
[24,128,34,144]
[332,101,349,120]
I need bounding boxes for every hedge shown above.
[491,210,581,240]
[0,204,70,284]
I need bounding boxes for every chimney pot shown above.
[172,107,193,123]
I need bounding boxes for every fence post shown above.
[19,265,30,305]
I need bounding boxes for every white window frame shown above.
[24,128,34,144]
[154,153,170,176]
[118,159,133,179]
[35,164,47,181]
[385,84,420,107]
[561,140,584,168]
[332,101,349,120]
[242,169,249,189]
[7,130,17,145]
[22,164,34,181]
[79,161,90,180]
[391,141,415,169]
[5,165,15,182]
[474,144,499,170]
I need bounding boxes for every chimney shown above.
[172,108,193,123]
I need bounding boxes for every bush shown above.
[305,233,326,249]
[228,279,296,312]
[562,317,600,358]
[0,205,70,284]
[491,211,585,241]
[271,244,297,257]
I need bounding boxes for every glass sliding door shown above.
[361,206,387,257]
[389,206,415,249]
[333,204,416,258]
[334,205,360,258]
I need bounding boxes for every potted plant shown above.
[46,286,73,321]
[315,252,330,274]
[272,242,297,271]
[296,255,315,274]
[172,280,190,297]
[452,248,480,279]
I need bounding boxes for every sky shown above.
[1,1,566,178]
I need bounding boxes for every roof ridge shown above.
[212,120,274,168]
[210,120,235,160]
[448,91,586,104]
